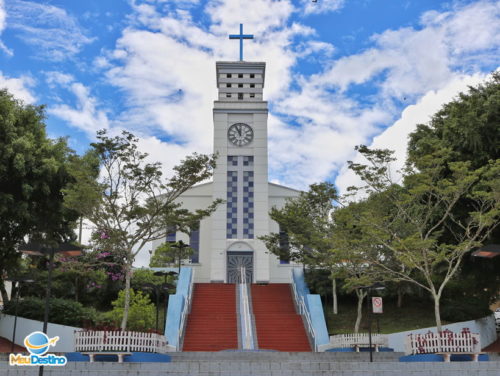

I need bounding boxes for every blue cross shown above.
[229,24,254,61]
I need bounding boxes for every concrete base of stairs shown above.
[2,352,500,375]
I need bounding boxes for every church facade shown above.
[153,61,300,284]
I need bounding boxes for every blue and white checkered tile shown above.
[243,156,254,167]
[228,156,239,167]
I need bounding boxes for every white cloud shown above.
[265,1,500,190]
[101,0,318,152]
[45,71,75,86]
[334,72,490,195]
[0,0,12,55]
[302,0,345,15]
[49,82,110,135]
[46,0,500,196]
[0,71,36,103]
[6,0,93,61]
[318,1,500,98]
[0,0,5,32]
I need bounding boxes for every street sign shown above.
[372,296,383,314]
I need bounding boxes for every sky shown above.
[1,0,498,266]
[1,0,499,192]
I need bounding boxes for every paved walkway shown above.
[0,336,25,353]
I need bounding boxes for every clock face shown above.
[228,123,254,147]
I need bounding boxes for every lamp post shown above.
[18,243,82,376]
[142,282,174,333]
[361,282,385,363]
[6,277,34,353]
[153,271,177,330]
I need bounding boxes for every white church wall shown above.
[267,183,302,283]
[211,111,229,282]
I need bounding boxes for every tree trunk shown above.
[433,293,442,331]
[397,286,403,308]
[354,290,365,334]
[78,217,83,244]
[120,263,132,330]
[75,276,79,302]
[332,278,338,315]
[0,280,9,305]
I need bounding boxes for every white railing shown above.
[74,330,168,353]
[177,268,194,350]
[239,267,255,350]
[291,278,317,351]
[404,329,481,355]
[329,333,388,349]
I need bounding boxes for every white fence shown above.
[404,329,481,355]
[329,333,388,349]
[387,314,496,352]
[74,330,169,353]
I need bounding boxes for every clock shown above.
[228,123,253,146]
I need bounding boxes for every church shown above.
[152,43,301,284]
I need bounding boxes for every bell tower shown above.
[210,61,270,283]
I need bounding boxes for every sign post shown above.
[372,297,383,314]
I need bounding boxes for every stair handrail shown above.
[177,267,194,350]
[291,276,318,351]
[239,266,255,349]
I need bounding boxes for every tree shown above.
[347,145,500,330]
[0,89,78,303]
[64,130,220,329]
[150,240,194,273]
[328,199,390,332]
[260,182,339,312]
[106,289,155,331]
[407,73,500,308]
[408,72,499,172]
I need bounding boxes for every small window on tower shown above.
[238,93,243,100]
[249,93,255,98]
[226,93,232,98]
[238,83,243,88]
[250,84,255,88]
[250,74,255,78]
[227,74,232,78]
[226,83,232,88]
[238,74,243,78]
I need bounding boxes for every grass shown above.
[324,299,448,335]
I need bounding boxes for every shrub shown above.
[104,289,155,331]
[3,297,97,327]
[441,296,491,323]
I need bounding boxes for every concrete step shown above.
[2,360,500,376]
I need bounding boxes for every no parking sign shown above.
[372,297,383,314]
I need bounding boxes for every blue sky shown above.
[0,0,499,192]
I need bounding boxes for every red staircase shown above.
[251,284,311,351]
[182,283,238,351]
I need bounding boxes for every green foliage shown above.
[0,89,79,302]
[105,289,155,331]
[408,72,500,171]
[63,129,220,329]
[441,296,491,323]
[3,297,97,327]
[131,268,165,287]
[150,240,193,272]
[260,182,337,265]
[344,144,499,329]
[406,74,500,305]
